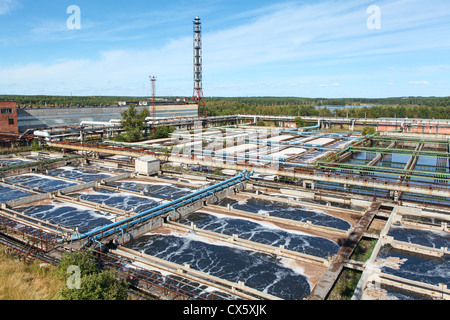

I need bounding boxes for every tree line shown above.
[205,97,450,119]
[2,94,450,119]
[0,95,147,107]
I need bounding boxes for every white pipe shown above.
[80,120,121,127]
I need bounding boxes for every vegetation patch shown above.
[0,248,63,300]
[57,250,129,300]
[351,239,377,262]
[327,269,362,300]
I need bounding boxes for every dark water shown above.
[0,185,31,203]
[378,226,450,298]
[377,246,450,287]
[383,288,427,300]
[126,233,312,300]
[0,158,35,166]
[217,197,351,231]
[108,180,196,199]
[388,225,450,249]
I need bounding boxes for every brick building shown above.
[0,101,18,134]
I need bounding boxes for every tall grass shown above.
[0,248,63,300]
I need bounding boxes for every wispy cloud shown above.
[0,0,18,15]
[408,81,430,85]
[320,83,341,87]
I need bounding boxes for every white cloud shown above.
[0,0,18,15]
[320,83,341,87]
[408,81,430,85]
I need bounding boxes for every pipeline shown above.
[187,151,315,168]
[247,138,342,151]
[67,170,253,245]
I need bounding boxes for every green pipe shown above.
[317,162,450,181]
[350,147,450,158]
[372,136,450,144]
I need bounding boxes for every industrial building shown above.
[16,102,198,132]
[0,101,18,134]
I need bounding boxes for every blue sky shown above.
[0,0,449,98]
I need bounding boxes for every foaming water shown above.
[5,174,78,192]
[217,197,351,231]
[109,180,195,199]
[179,211,340,259]
[126,232,311,300]
[376,246,450,287]
[77,189,166,213]
[48,166,114,182]
[18,202,116,233]
[388,225,450,249]
[0,158,34,166]
[0,185,31,203]
[379,225,450,292]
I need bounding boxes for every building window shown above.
[8,118,14,125]
[1,108,12,114]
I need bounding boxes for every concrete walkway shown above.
[308,200,381,300]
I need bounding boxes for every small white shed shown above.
[135,156,160,175]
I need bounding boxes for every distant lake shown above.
[315,104,394,111]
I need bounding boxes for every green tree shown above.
[60,269,128,300]
[294,116,304,128]
[119,105,150,142]
[151,126,175,139]
[57,249,98,279]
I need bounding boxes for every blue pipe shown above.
[68,171,252,244]
[302,124,320,131]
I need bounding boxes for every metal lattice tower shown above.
[193,16,206,116]
[150,76,157,122]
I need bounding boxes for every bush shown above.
[60,269,128,300]
[151,126,175,139]
[30,140,40,151]
[362,127,376,136]
[57,250,128,300]
[57,250,98,279]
